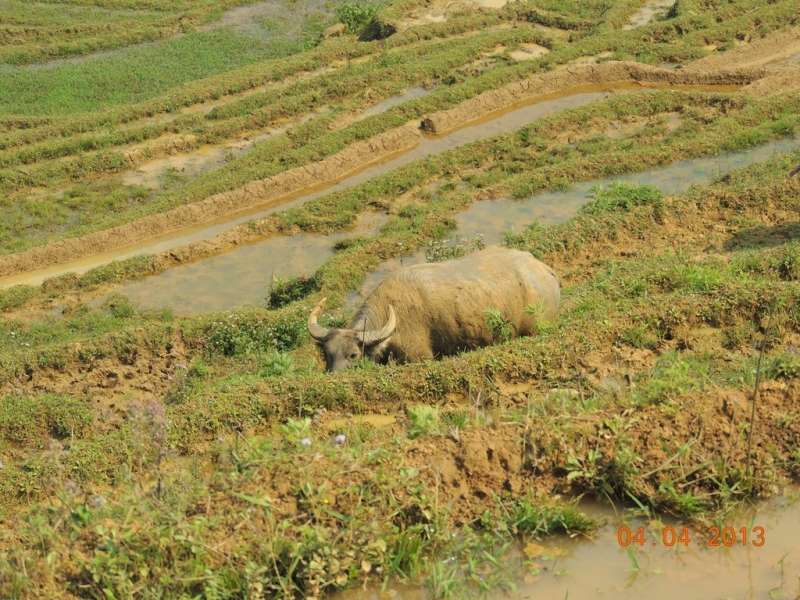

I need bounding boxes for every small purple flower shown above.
[300,438,312,447]
[334,435,346,445]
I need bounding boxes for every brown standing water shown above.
[346,132,800,306]
[0,82,739,289]
[113,131,800,314]
[118,211,387,315]
[334,492,800,600]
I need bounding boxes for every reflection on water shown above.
[120,212,386,315]
[456,132,800,245]
[334,492,800,600]
[348,132,800,303]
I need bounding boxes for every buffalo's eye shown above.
[350,353,359,360]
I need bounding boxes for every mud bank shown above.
[0,125,419,279]
[685,26,800,72]
[0,57,781,282]
[420,61,762,135]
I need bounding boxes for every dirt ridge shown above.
[0,125,420,279]
[684,26,800,72]
[0,58,782,281]
[421,60,765,134]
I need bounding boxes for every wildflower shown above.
[91,496,108,507]
[334,435,346,445]
[300,438,312,447]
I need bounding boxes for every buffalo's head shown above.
[307,297,396,372]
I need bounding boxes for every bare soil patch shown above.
[420,61,761,135]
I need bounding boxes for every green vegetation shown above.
[0,0,267,65]
[0,28,323,116]
[2,0,800,595]
[2,0,798,256]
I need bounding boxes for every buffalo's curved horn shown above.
[359,305,396,345]
[307,297,330,341]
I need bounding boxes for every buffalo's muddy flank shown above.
[2,2,800,598]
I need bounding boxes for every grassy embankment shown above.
[1,0,796,256]
[1,82,800,595]
[2,0,800,596]
[0,0,276,65]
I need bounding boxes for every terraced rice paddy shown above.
[1,0,800,597]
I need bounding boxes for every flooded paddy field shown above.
[2,1,800,598]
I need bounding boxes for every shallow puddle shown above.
[455,132,800,246]
[509,43,550,61]
[354,87,431,122]
[333,492,800,600]
[119,212,386,315]
[623,0,676,30]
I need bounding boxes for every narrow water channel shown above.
[0,81,737,289]
[333,492,800,600]
[119,211,387,315]
[346,132,800,307]
[115,132,800,314]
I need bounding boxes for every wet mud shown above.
[686,26,800,72]
[334,493,800,600]
[420,61,759,135]
[1,32,796,282]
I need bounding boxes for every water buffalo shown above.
[307,246,560,372]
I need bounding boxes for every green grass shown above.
[0,28,318,116]
[1,0,797,255]
[0,0,271,65]
[2,146,800,595]
[2,0,800,593]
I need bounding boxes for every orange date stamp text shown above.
[617,525,765,547]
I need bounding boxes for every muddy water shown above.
[0,82,741,290]
[0,88,619,289]
[455,131,800,246]
[354,87,431,122]
[118,211,387,315]
[509,43,550,61]
[623,0,676,30]
[345,132,800,305]
[333,492,800,600]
